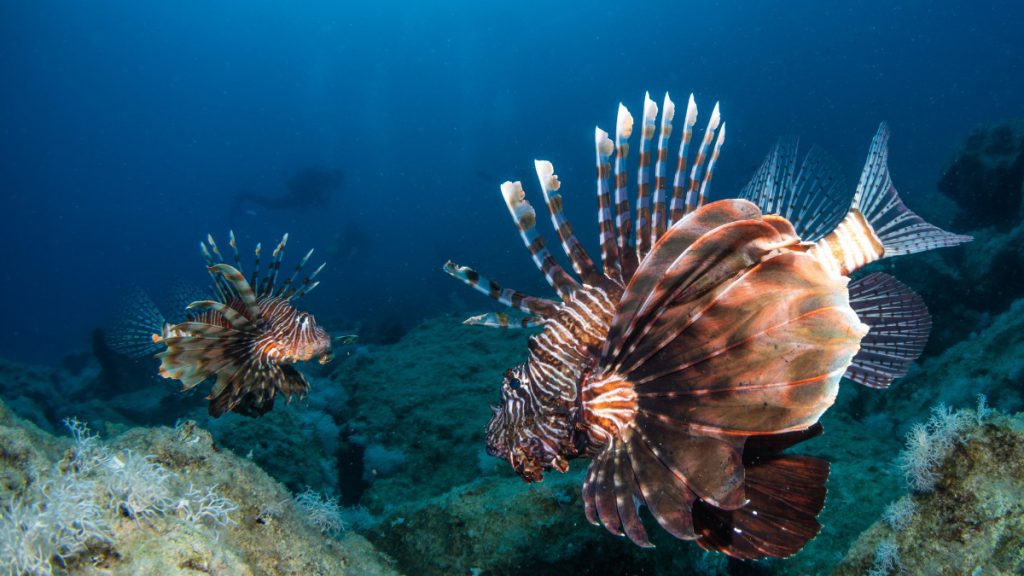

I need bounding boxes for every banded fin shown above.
[595,200,863,438]
[651,92,675,245]
[693,424,829,560]
[500,181,579,298]
[105,286,167,358]
[853,124,972,257]
[443,261,557,318]
[582,424,745,547]
[669,94,699,224]
[534,160,602,286]
[207,361,309,418]
[595,127,622,282]
[208,264,262,323]
[635,92,658,261]
[741,139,849,242]
[462,312,544,329]
[844,272,930,389]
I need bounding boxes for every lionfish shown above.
[444,92,970,559]
[109,231,342,417]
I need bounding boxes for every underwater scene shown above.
[2,1,1023,575]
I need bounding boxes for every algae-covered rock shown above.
[833,412,1024,576]
[0,398,400,576]
[333,314,532,509]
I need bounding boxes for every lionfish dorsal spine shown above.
[651,92,675,246]
[208,263,262,322]
[685,101,722,214]
[669,93,699,225]
[500,180,579,298]
[634,91,658,261]
[613,103,636,276]
[533,160,601,286]
[262,233,289,296]
[186,299,253,330]
[594,127,622,283]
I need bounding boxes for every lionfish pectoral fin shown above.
[844,272,930,389]
[208,362,309,418]
[693,425,829,560]
[463,312,543,329]
[583,424,746,549]
[105,286,167,358]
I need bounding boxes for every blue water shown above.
[1,0,1020,364]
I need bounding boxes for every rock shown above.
[938,118,1024,230]
[832,412,1024,575]
[0,397,400,576]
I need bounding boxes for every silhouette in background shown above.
[233,166,342,214]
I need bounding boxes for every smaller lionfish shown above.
[446,92,970,559]
[110,231,344,417]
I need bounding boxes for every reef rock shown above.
[938,118,1024,230]
[0,398,399,576]
[833,412,1024,576]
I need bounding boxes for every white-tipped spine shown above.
[596,127,614,156]
[685,93,698,127]
[534,160,560,191]
[616,104,634,139]
[662,92,676,123]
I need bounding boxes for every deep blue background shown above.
[2,1,1021,363]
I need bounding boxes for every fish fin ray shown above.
[845,272,930,389]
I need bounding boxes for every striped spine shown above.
[634,92,658,260]
[685,102,721,214]
[651,92,675,244]
[500,181,579,298]
[595,128,621,282]
[669,94,699,224]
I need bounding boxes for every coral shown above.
[834,410,1024,575]
[103,450,174,522]
[881,496,917,532]
[0,397,400,576]
[295,487,345,537]
[866,538,901,576]
[897,404,967,492]
[173,484,238,530]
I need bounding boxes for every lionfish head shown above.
[486,364,572,483]
[280,310,332,364]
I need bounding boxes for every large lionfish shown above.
[110,232,339,417]
[445,92,970,559]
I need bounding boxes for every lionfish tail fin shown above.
[853,123,972,258]
[844,272,930,389]
[106,286,168,358]
[694,425,829,560]
[814,124,972,276]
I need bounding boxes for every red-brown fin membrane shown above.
[208,362,309,418]
[693,425,829,560]
[844,272,931,389]
[631,251,864,435]
[603,199,766,366]
[583,425,746,547]
[603,199,864,435]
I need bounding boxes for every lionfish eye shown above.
[508,378,522,390]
